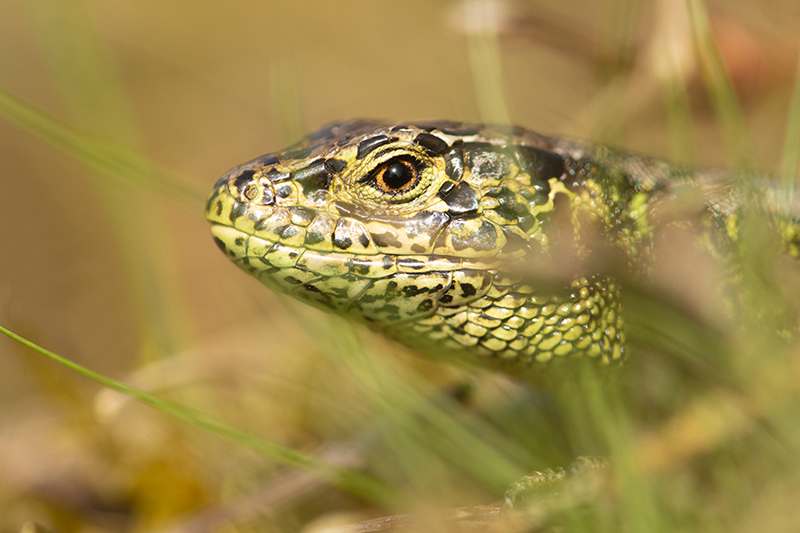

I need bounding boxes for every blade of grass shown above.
[462,0,511,124]
[685,0,755,170]
[22,0,207,362]
[779,54,800,208]
[269,54,306,145]
[651,0,697,165]
[0,323,398,507]
[0,86,206,210]
[302,310,534,494]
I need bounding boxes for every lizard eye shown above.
[363,155,425,201]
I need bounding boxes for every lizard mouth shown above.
[209,222,496,324]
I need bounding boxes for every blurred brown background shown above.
[1,0,800,531]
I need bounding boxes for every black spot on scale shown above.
[402,284,429,297]
[294,158,329,189]
[357,135,398,159]
[372,231,403,248]
[254,217,269,231]
[486,186,528,221]
[295,174,330,202]
[349,260,372,276]
[304,229,326,245]
[302,283,323,293]
[324,158,347,174]
[355,288,384,304]
[275,184,293,199]
[253,154,279,166]
[444,140,464,181]
[494,206,518,222]
[442,181,479,215]
[397,258,425,270]
[229,202,248,224]
[233,170,256,193]
[358,233,371,248]
[334,235,353,250]
[519,179,551,205]
[377,304,400,321]
[519,214,536,232]
[515,146,566,183]
[214,200,223,216]
[328,284,351,299]
[266,168,291,182]
[416,299,434,313]
[461,283,477,297]
[439,294,453,304]
[234,236,245,247]
[436,181,456,199]
[414,133,449,155]
[281,226,299,239]
[212,236,227,253]
[261,188,275,206]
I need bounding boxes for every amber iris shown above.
[370,157,420,195]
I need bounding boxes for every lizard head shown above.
[206,121,622,366]
[205,121,564,321]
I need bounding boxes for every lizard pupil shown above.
[379,160,416,192]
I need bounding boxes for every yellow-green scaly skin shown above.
[205,121,799,376]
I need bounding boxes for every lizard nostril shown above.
[243,182,259,201]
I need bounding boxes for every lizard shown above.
[205,120,800,380]
[204,120,800,523]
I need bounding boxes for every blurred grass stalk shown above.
[21,0,193,362]
[269,54,307,145]
[685,0,755,170]
[1,0,800,529]
[779,55,800,207]
[461,0,511,124]
[303,310,534,495]
[0,323,398,506]
[0,87,205,206]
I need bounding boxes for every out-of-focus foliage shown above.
[2,0,800,531]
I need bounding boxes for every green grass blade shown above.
[463,0,511,124]
[0,324,398,507]
[661,63,697,165]
[685,0,755,170]
[269,55,306,145]
[303,313,533,493]
[0,86,206,209]
[780,55,800,207]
